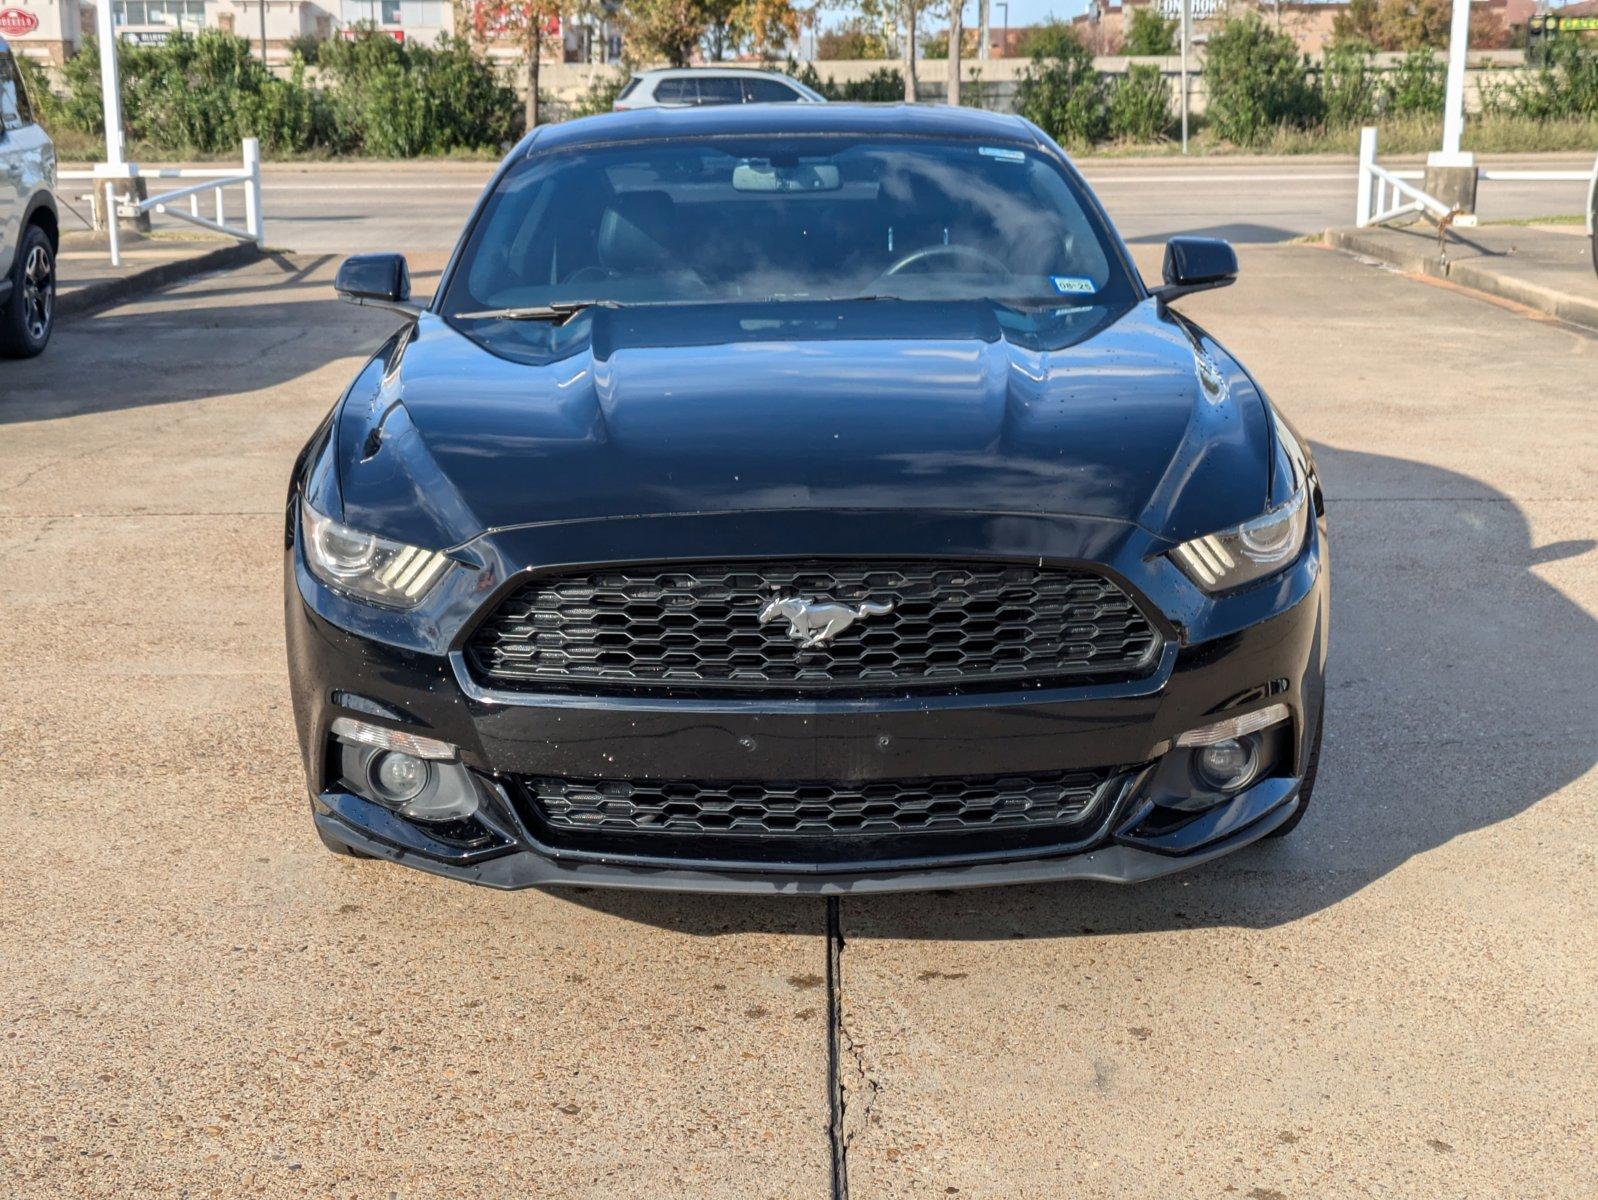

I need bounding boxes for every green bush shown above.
[1124,8,1177,57]
[37,29,514,157]
[1381,48,1445,115]
[1483,41,1598,120]
[788,59,906,102]
[45,32,333,155]
[1107,63,1172,141]
[1321,43,1379,126]
[1204,16,1323,145]
[570,68,631,118]
[318,29,520,157]
[1015,23,1108,147]
[12,53,64,128]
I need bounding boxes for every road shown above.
[2,240,1594,1196]
[198,153,1598,257]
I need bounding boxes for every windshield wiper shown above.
[451,300,613,325]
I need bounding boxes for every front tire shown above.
[0,225,56,359]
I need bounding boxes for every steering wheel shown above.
[878,244,1010,279]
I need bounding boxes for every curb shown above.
[1322,226,1598,333]
[57,241,264,320]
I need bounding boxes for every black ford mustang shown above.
[285,105,1328,894]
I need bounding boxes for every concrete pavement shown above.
[56,230,262,318]
[2,244,1594,1197]
[838,242,1598,1198]
[1325,221,1598,332]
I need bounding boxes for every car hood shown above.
[334,299,1272,551]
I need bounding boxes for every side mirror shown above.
[1151,237,1238,304]
[335,253,420,317]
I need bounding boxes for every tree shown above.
[1203,15,1322,144]
[946,0,961,103]
[622,0,711,66]
[471,0,561,130]
[1333,0,1510,51]
[818,22,890,58]
[1124,7,1176,56]
[1014,22,1107,146]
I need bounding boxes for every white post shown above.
[95,0,126,167]
[1357,126,1376,226]
[242,137,264,248]
[104,180,122,267]
[215,185,225,226]
[1179,0,1191,155]
[1432,0,1473,166]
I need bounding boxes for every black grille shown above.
[466,560,1160,694]
[521,767,1120,840]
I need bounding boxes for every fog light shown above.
[1192,737,1261,793]
[370,750,430,803]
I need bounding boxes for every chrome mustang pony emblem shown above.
[758,594,895,649]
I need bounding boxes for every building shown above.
[1,0,459,64]
[0,0,84,63]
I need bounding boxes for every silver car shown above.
[613,68,825,111]
[0,35,57,358]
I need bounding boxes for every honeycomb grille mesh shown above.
[466,560,1160,694]
[521,768,1120,838]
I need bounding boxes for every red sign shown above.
[0,7,40,36]
[339,26,405,42]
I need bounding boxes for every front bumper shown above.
[286,508,1328,894]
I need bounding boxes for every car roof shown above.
[528,103,1039,157]
[639,67,801,77]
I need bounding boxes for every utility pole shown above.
[948,0,962,104]
[95,0,125,167]
[978,0,989,60]
[1179,0,1191,154]
[259,0,269,67]
[1424,0,1478,219]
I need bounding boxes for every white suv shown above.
[613,68,825,111]
[0,35,57,358]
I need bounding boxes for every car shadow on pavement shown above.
[563,442,1597,939]
[0,254,440,428]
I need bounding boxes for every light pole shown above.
[1179,0,1191,154]
[995,1,1007,55]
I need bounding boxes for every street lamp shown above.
[995,0,1007,54]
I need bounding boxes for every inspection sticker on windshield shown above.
[980,146,1026,163]
[1051,276,1097,296]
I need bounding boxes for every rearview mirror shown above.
[1151,237,1238,304]
[335,253,419,316]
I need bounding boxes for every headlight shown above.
[300,499,452,607]
[1169,485,1309,593]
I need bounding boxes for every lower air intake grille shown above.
[520,767,1121,840]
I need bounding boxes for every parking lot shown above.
[2,240,1594,1197]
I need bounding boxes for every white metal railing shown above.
[59,137,264,268]
[1355,127,1452,228]
[1356,125,1598,236]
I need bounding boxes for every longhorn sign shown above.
[757,594,895,649]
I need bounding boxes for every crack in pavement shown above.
[827,897,880,1200]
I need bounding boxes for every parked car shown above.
[0,36,57,358]
[613,67,825,111]
[293,104,1329,894]
[1588,153,1596,278]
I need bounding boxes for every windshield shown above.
[441,135,1138,321]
